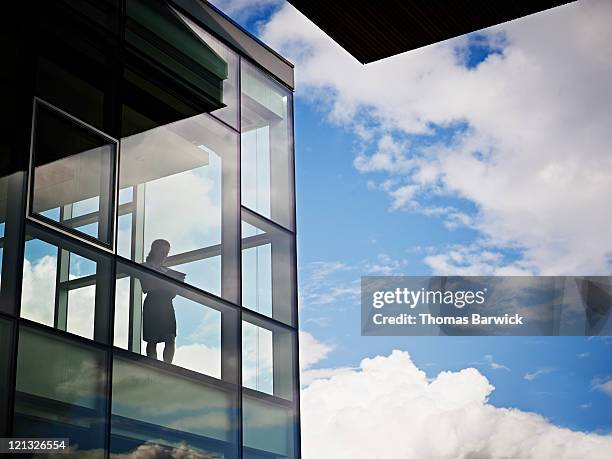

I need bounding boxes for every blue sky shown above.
[214,0,612,441]
[17,2,612,457]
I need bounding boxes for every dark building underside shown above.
[287,0,575,63]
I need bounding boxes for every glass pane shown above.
[173,8,240,130]
[118,113,239,301]
[111,356,238,458]
[242,211,296,326]
[241,61,294,230]
[0,170,27,316]
[114,261,238,382]
[13,326,108,457]
[242,321,273,395]
[30,102,116,245]
[20,224,112,342]
[243,396,296,459]
[0,318,12,435]
[243,313,296,401]
[33,0,120,133]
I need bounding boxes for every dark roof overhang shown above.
[287,1,575,63]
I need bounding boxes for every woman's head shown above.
[146,239,170,265]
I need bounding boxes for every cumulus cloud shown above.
[260,0,612,275]
[298,330,350,387]
[301,351,612,459]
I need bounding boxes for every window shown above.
[118,112,239,301]
[13,326,108,458]
[111,356,238,458]
[242,209,296,326]
[0,170,27,315]
[29,100,118,246]
[243,395,296,459]
[114,261,239,383]
[20,223,113,343]
[241,61,294,230]
[243,312,296,401]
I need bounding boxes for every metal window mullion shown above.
[54,204,73,332]
[127,184,145,354]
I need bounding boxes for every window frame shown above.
[26,97,120,254]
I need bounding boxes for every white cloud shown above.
[173,343,221,379]
[260,0,612,275]
[210,0,282,20]
[577,352,591,358]
[20,255,57,327]
[21,250,98,340]
[299,330,333,369]
[423,243,533,276]
[300,366,356,387]
[298,330,347,388]
[524,368,555,381]
[299,261,357,308]
[592,377,612,396]
[301,350,612,459]
[365,253,408,275]
[483,354,510,371]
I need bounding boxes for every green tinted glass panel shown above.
[111,357,237,458]
[243,396,295,459]
[13,326,108,457]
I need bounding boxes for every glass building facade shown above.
[0,0,299,458]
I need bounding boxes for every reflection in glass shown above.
[20,224,111,342]
[30,102,117,245]
[21,238,95,335]
[111,357,237,458]
[0,170,27,315]
[0,318,12,435]
[115,261,239,381]
[13,326,108,458]
[243,321,273,395]
[173,8,240,130]
[241,61,294,230]
[118,113,239,301]
[243,314,295,401]
[242,211,296,326]
[243,395,295,459]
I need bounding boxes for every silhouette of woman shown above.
[141,239,176,363]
